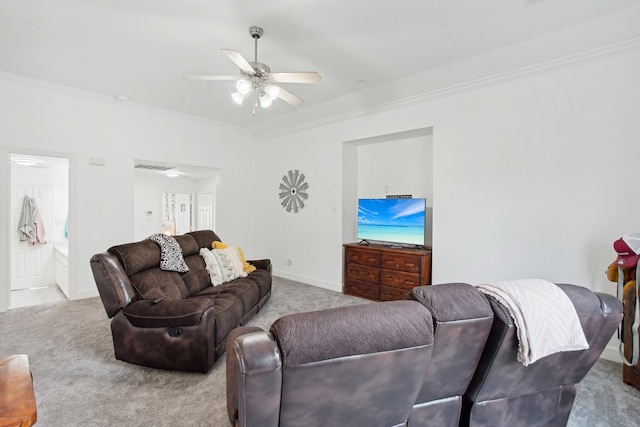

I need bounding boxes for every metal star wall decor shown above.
[279,169,308,213]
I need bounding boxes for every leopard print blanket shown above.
[147,233,189,273]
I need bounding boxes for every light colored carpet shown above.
[1,277,638,426]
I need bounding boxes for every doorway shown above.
[9,153,69,308]
[134,160,218,241]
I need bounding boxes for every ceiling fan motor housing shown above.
[249,26,264,39]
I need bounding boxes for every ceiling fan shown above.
[184,26,321,114]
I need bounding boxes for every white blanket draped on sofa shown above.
[475,278,589,366]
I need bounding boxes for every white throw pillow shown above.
[199,247,247,286]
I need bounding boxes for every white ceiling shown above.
[1,0,639,135]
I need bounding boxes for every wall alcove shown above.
[341,127,434,247]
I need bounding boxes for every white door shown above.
[197,191,214,230]
[11,187,54,290]
[174,193,192,235]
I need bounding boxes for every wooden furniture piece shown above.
[622,281,640,389]
[343,243,431,301]
[0,355,37,427]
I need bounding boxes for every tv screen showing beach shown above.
[357,198,426,245]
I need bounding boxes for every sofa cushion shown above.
[122,297,215,328]
[181,254,212,295]
[271,300,433,366]
[194,279,259,313]
[175,234,200,257]
[408,283,493,322]
[187,230,222,249]
[109,240,161,276]
[246,268,272,300]
[209,293,245,347]
[129,268,189,301]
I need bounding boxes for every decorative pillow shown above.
[235,246,257,273]
[200,247,247,286]
[212,241,257,273]
[147,233,189,273]
[200,248,223,286]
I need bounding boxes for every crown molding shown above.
[252,36,640,140]
[0,71,251,137]
[2,35,639,142]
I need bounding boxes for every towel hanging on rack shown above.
[17,195,46,245]
[18,196,36,242]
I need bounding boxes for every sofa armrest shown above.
[248,258,272,273]
[594,291,623,317]
[122,297,215,328]
[228,330,282,427]
[226,326,264,424]
[90,252,137,318]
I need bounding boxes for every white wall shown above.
[0,76,253,310]
[254,45,640,360]
[357,135,433,200]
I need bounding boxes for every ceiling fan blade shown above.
[278,86,304,107]
[221,49,255,75]
[271,72,321,84]
[183,75,236,81]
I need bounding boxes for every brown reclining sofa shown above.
[226,282,622,427]
[90,230,271,373]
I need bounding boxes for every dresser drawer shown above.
[343,243,431,302]
[380,269,421,290]
[380,286,409,301]
[345,280,380,300]
[381,253,421,273]
[345,247,381,267]
[346,263,380,283]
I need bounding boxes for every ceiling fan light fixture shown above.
[235,78,252,95]
[186,26,319,113]
[232,91,249,105]
[259,91,273,108]
[265,84,280,100]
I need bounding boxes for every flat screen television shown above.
[357,198,426,247]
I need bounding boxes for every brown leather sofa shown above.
[226,282,621,427]
[90,230,271,373]
[461,283,623,427]
[226,283,495,427]
[226,301,437,427]
[405,284,495,427]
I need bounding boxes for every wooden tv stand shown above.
[343,243,431,301]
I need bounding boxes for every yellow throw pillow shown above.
[212,241,228,249]
[212,241,256,273]
[236,246,257,273]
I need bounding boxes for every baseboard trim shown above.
[272,270,342,293]
[69,288,99,301]
[600,344,621,363]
